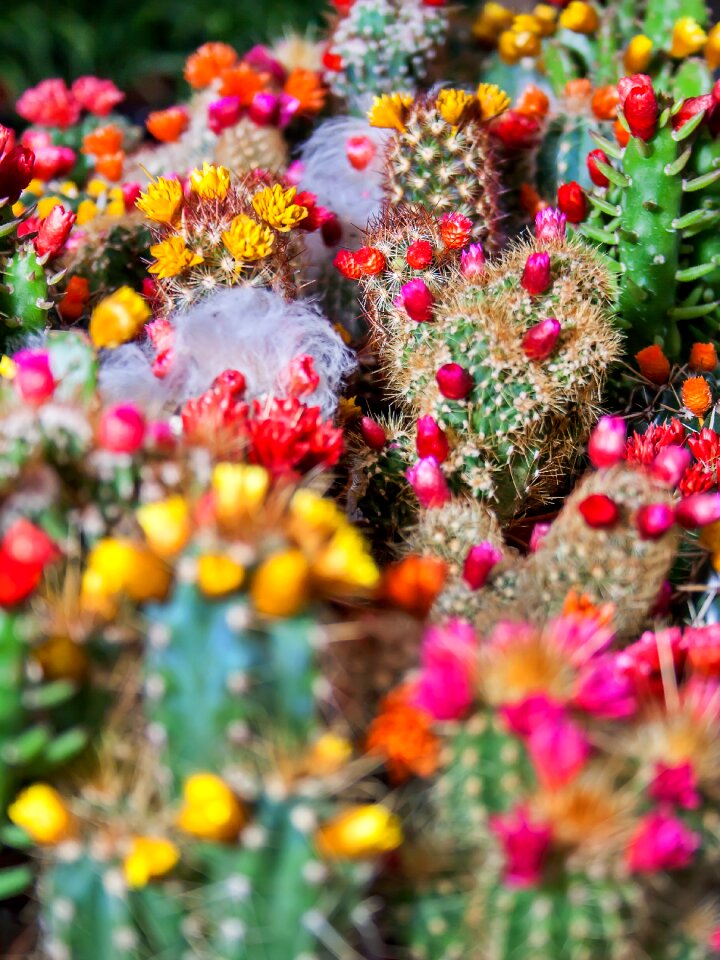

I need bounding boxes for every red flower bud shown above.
[672,95,713,131]
[618,74,658,141]
[98,403,146,453]
[322,49,343,72]
[406,457,451,509]
[652,445,691,487]
[0,126,34,204]
[587,149,611,188]
[636,503,675,540]
[463,541,502,589]
[360,416,387,451]
[522,317,561,361]
[588,416,627,469]
[436,363,473,399]
[249,92,280,127]
[334,249,362,280]
[440,212,473,249]
[355,246,386,276]
[557,181,587,223]
[416,415,449,462]
[33,204,75,259]
[406,239,434,270]
[31,144,75,181]
[208,96,242,134]
[345,135,376,171]
[401,279,434,322]
[490,110,541,150]
[675,493,720,529]
[578,494,619,528]
[521,252,552,296]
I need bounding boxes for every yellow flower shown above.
[472,2,514,42]
[532,4,558,36]
[176,773,246,842]
[80,566,120,620]
[499,27,541,60]
[36,196,62,219]
[197,553,245,597]
[87,177,109,198]
[312,526,380,593]
[85,538,171,603]
[315,805,402,859]
[251,549,311,617]
[212,463,270,524]
[106,189,125,218]
[76,199,99,226]
[512,13,544,35]
[26,179,45,197]
[436,89,475,126]
[368,92,413,132]
[0,355,17,379]
[476,83,510,120]
[671,16,708,57]
[123,837,179,889]
[137,496,191,558]
[559,1,599,33]
[89,286,151,349]
[624,35,653,73]
[706,23,720,69]
[33,636,89,683]
[290,489,346,540]
[148,234,204,279]
[189,162,231,200]
[222,214,275,263]
[251,184,308,233]
[136,176,184,224]
[307,733,353,776]
[9,784,73,845]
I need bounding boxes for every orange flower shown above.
[614,118,630,148]
[94,151,124,182]
[682,376,713,417]
[58,275,90,322]
[82,123,124,157]
[519,182,547,216]
[147,106,189,143]
[689,342,718,373]
[366,688,440,782]
[561,589,615,627]
[515,84,549,119]
[284,69,327,115]
[564,78,592,103]
[381,555,447,617]
[591,84,619,120]
[219,63,267,104]
[184,42,238,89]
[635,345,670,384]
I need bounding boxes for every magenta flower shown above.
[436,363,473,399]
[98,404,146,454]
[652,445,691,487]
[627,812,699,873]
[522,317,560,361]
[249,91,280,127]
[649,762,700,811]
[208,96,243,134]
[500,694,565,738]
[463,541,502,590]
[521,252,552,295]
[490,805,553,887]
[71,76,124,116]
[406,457,451,508]
[588,416,627,469]
[535,206,566,242]
[529,521,551,552]
[416,415,449,462]
[460,243,485,280]
[527,713,590,788]
[636,503,675,540]
[413,619,477,720]
[676,492,720,529]
[574,656,637,719]
[401,278,434,323]
[14,350,56,406]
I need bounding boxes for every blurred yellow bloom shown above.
[477,83,511,120]
[436,89,475,126]
[700,521,720,555]
[290,489,346,540]
[148,234,204,279]
[197,553,245,597]
[87,177,109,198]
[251,549,311,617]
[671,16,707,57]
[9,784,73,845]
[0,355,17,379]
[251,184,308,232]
[307,733,353,776]
[37,196,62,219]
[472,2,514,42]
[123,837,179,889]
[85,538,171,603]
[222,214,275,262]
[532,4,558,36]
[706,23,720,68]
[89,286,151,349]
[177,773,246,842]
[624,35,653,73]
[312,526,380,592]
[512,13,543,35]
[315,805,402,859]
[80,566,120,620]
[368,92,413,132]
[189,162,231,200]
[136,176,184,224]
[212,463,270,524]
[559,1,599,33]
[76,199,99,226]
[498,28,540,61]
[137,495,191,558]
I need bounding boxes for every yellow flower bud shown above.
[9,784,73,845]
[250,549,311,617]
[497,30,523,63]
[189,162,231,200]
[312,527,380,593]
[706,23,720,69]
[85,538,171,603]
[307,733,353,776]
[472,1,514,41]
[315,805,403,859]
[671,17,707,57]
[33,636,89,683]
[136,176,184,225]
[624,35,654,73]
[532,4,558,36]
[137,496,192,558]
[509,27,542,58]
[476,82,511,120]
[512,13,543,35]
[80,566,120,620]
[176,773,246,842]
[76,199,99,226]
[289,489,346,546]
[368,92,414,132]
[212,463,270,525]
[559,1,599,34]
[87,178,109,198]
[197,553,245,597]
[0,355,17,379]
[89,286,151,349]
[123,836,180,889]
[436,89,476,126]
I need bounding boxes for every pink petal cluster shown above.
[490,805,553,887]
[413,619,477,721]
[406,457,451,508]
[627,812,699,873]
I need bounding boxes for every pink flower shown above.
[460,243,485,280]
[208,96,243,134]
[588,416,627,469]
[463,541,502,590]
[249,91,280,127]
[521,251,552,295]
[529,522,551,552]
[33,205,75,259]
[31,145,76,181]
[71,76,124,116]
[413,619,477,721]
[527,713,590,788]
[146,318,175,380]
[416,415,449,462]
[522,317,560,361]
[635,503,675,540]
[652,445,691,487]
[574,656,637,718]
[406,457,451,508]
[500,694,564,738]
[122,182,142,211]
[98,404,146,454]
[281,354,320,398]
[400,279,434,323]
[649,762,700,810]
[278,93,301,129]
[490,805,552,887]
[436,363,473,399]
[16,79,81,128]
[13,350,55,406]
[676,493,720,529]
[627,812,699,873]
[244,45,287,84]
[534,207,566,242]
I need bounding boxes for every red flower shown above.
[587,148,611,188]
[679,461,716,496]
[322,49,343,72]
[3,519,59,568]
[406,239,434,270]
[688,427,720,465]
[334,249,362,280]
[355,246,386,275]
[0,126,34,204]
[557,181,587,223]
[281,354,320,398]
[360,417,386,451]
[33,205,76,259]
[625,420,686,465]
[578,494,619,528]
[490,110,541,150]
[71,76,124,116]
[672,94,714,131]
[618,74,658,141]
[345,135,376,171]
[416,415,449,462]
[522,317,560,361]
[31,145,76,182]
[294,191,335,233]
[245,396,343,475]
[439,212,473,249]
[521,252,551,295]
[16,79,81,128]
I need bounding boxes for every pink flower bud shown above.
[360,416,387,451]
[278,93,300,129]
[652,445,691,487]
[636,503,675,540]
[675,492,720,529]
[521,251,552,295]
[98,403,146,453]
[529,522,551,552]
[588,416,627,469]
[345,135,376,171]
[416,415,449,462]
[463,541,502,589]
[122,182,142,211]
[578,493,619,528]
[208,96,242,134]
[401,279,434,323]
[282,354,319,398]
[460,243,486,280]
[32,145,76,182]
[147,420,176,450]
[649,762,700,810]
[406,457,451,508]
[13,350,55,406]
[627,812,699,873]
[534,207,566,242]
[33,204,76,259]
[522,317,561,361]
[249,91,280,127]
[436,363,473,400]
